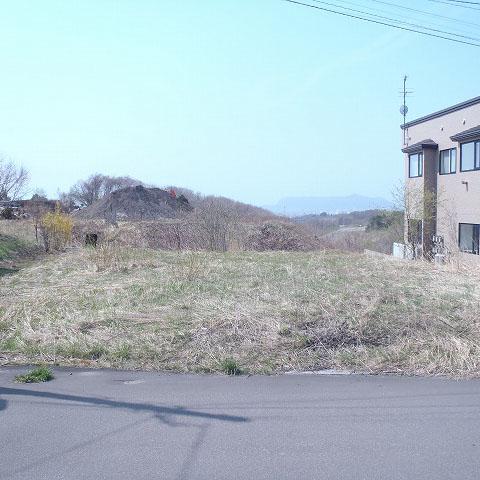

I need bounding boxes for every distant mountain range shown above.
[264,194,393,217]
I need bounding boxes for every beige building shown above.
[401,96,480,261]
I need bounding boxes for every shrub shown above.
[88,241,128,272]
[40,204,73,252]
[1,207,14,220]
[246,222,319,251]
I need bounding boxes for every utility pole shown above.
[400,75,413,146]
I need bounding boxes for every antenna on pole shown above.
[400,75,413,146]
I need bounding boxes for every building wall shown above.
[403,102,480,260]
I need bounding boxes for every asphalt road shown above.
[1,367,480,480]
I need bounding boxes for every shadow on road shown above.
[0,387,248,480]
[0,387,249,424]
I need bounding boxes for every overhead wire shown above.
[425,0,480,11]
[443,0,480,5]
[309,0,480,42]
[364,0,480,29]
[282,0,480,46]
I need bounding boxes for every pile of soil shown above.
[73,186,192,221]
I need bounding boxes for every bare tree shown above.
[24,196,53,242]
[65,174,143,207]
[0,157,29,200]
[58,190,77,212]
[193,197,239,251]
[436,193,462,261]
[69,174,105,207]
[393,181,438,259]
[103,176,140,196]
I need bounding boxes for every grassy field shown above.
[1,242,480,377]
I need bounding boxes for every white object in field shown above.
[393,243,421,260]
[393,243,406,259]
[434,254,446,265]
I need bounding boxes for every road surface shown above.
[1,367,479,479]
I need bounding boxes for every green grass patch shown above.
[0,234,33,261]
[15,366,54,383]
[112,344,132,360]
[219,358,242,375]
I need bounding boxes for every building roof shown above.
[401,96,480,130]
[402,139,438,154]
[450,125,480,142]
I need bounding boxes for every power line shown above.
[337,0,480,38]
[444,0,480,5]
[364,0,480,28]
[335,0,480,40]
[425,0,480,11]
[309,0,480,42]
[282,0,480,46]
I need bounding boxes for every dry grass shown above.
[1,245,480,376]
[0,219,38,244]
[0,220,43,271]
[319,227,402,254]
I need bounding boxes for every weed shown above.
[15,367,54,383]
[278,324,292,336]
[78,321,97,334]
[171,251,209,282]
[113,344,131,360]
[88,242,126,272]
[1,337,18,350]
[293,333,315,349]
[86,345,107,360]
[0,319,10,333]
[220,358,242,375]
[55,343,106,360]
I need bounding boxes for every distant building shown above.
[401,96,480,260]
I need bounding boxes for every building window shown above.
[439,148,456,175]
[459,223,480,254]
[409,153,423,178]
[460,140,480,172]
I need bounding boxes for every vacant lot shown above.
[1,245,480,376]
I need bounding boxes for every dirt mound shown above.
[73,186,192,221]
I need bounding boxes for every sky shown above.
[1,0,479,206]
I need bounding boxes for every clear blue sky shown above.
[1,0,479,205]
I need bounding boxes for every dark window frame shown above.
[439,148,457,175]
[458,223,480,255]
[460,140,480,172]
[408,152,423,178]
